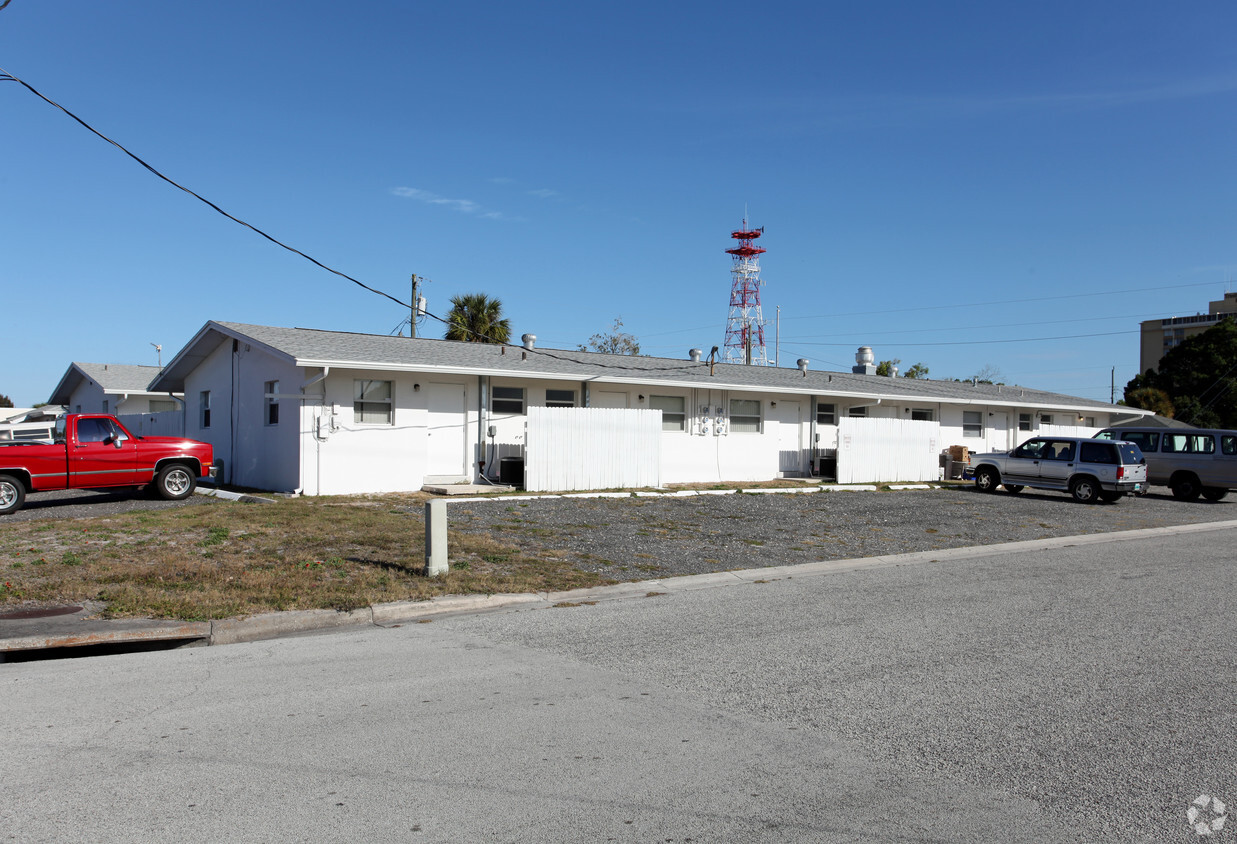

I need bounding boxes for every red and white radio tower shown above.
[722,219,769,365]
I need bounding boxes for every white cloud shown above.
[390,186,507,219]
[527,188,559,199]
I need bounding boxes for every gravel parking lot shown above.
[447,485,1237,578]
[2,487,213,522]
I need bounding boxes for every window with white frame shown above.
[910,408,934,421]
[199,391,211,429]
[729,398,762,433]
[491,385,525,414]
[1083,416,1096,428]
[264,380,280,426]
[1040,414,1054,425]
[848,406,867,418]
[150,399,177,413]
[816,402,836,425]
[963,411,983,437]
[1019,413,1033,431]
[354,379,393,425]
[650,395,685,431]
[545,389,576,408]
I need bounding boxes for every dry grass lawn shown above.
[0,494,614,621]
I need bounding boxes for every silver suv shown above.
[967,436,1148,503]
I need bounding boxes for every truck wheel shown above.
[1171,474,1202,501]
[155,464,196,501]
[0,474,25,516]
[1070,476,1099,503]
[975,468,999,493]
[1202,487,1229,502]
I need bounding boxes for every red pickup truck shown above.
[0,414,216,516]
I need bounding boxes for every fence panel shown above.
[836,417,940,483]
[525,407,661,492]
[118,410,184,438]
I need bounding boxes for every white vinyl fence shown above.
[525,407,661,492]
[118,410,184,438]
[836,417,940,483]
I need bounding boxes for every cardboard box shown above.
[947,445,970,463]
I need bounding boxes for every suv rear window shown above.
[1116,443,1144,464]
[1079,442,1118,464]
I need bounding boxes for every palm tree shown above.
[444,293,511,344]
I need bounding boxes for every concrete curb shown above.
[195,487,277,505]
[1,620,211,653]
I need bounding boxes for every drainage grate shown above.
[0,606,84,621]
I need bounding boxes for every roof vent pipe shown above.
[522,334,536,350]
[689,348,702,362]
[852,346,877,376]
[797,358,809,376]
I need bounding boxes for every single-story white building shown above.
[149,321,1149,494]
[49,363,180,417]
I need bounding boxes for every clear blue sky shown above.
[3,1,1235,406]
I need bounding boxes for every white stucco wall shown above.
[300,369,460,495]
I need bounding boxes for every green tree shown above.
[0,393,12,408]
[902,363,929,380]
[1124,386,1174,418]
[875,358,900,377]
[444,293,511,344]
[579,317,641,355]
[1125,318,1237,427]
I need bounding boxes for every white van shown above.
[1093,426,1237,501]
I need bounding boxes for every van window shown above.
[1223,435,1237,456]
[1122,431,1159,453]
[1163,433,1215,454]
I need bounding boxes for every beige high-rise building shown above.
[1139,291,1237,374]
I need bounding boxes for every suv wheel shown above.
[975,468,999,493]
[1070,476,1099,503]
[1171,474,1202,501]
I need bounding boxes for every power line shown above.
[0,64,410,312]
[0,65,711,375]
[783,329,1139,348]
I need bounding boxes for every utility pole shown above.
[775,305,780,367]
[410,274,419,338]
[1111,366,1115,404]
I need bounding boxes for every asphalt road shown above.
[2,524,1233,842]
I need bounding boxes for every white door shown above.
[773,400,805,475]
[593,391,629,408]
[428,383,468,477]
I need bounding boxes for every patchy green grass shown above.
[0,495,616,621]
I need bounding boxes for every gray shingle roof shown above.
[48,362,167,404]
[154,321,1132,414]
